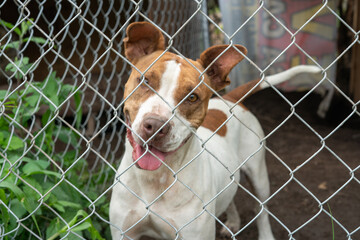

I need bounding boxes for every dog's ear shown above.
[124,22,165,64]
[199,45,247,91]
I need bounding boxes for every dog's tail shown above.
[223,65,322,103]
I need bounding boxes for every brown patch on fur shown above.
[198,45,247,91]
[123,51,175,123]
[222,78,262,110]
[124,22,165,64]
[174,58,214,129]
[201,109,228,136]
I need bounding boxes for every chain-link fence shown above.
[0,0,359,239]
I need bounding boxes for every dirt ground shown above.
[218,89,360,240]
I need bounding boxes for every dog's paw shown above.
[219,220,240,238]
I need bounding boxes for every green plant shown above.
[0,20,110,239]
[327,203,335,240]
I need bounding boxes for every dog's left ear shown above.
[199,45,247,91]
[124,22,165,64]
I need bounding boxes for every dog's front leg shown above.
[178,212,216,240]
[242,151,275,240]
[219,200,241,237]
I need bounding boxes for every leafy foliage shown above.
[0,20,110,239]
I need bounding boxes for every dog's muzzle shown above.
[126,114,191,171]
[141,115,170,143]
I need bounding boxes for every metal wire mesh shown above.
[0,0,359,239]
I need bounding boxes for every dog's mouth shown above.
[126,126,190,171]
[126,127,169,170]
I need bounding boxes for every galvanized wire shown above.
[0,0,358,239]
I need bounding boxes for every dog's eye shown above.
[187,93,198,102]
[137,77,149,85]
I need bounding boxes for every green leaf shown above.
[0,189,11,227]
[31,214,42,237]
[20,20,32,37]
[23,176,44,195]
[21,157,47,165]
[24,36,47,45]
[57,200,82,209]
[0,120,10,131]
[55,126,79,146]
[0,40,20,50]
[24,169,61,178]
[68,210,88,225]
[9,198,27,219]
[46,218,61,240]
[0,20,21,36]
[26,93,41,107]
[87,220,106,240]
[52,202,65,213]
[0,90,8,100]
[49,182,74,203]
[60,84,74,97]
[20,107,39,125]
[47,210,88,240]
[0,206,11,229]
[0,179,25,199]
[61,231,83,240]
[72,222,92,232]
[22,185,41,213]
[23,84,41,95]
[43,72,59,110]
[5,57,33,80]
[74,91,82,129]
[94,196,106,207]
[0,135,24,150]
[1,37,48,51]
[46,218,62,239]
[43,72,58,96]
[41,109,52,127]
[7,154,21,164]
[6,136,24,150]
[22,160,50,175]
[5,57,28,72]
[21,158,57,178]
[0,189,7,204]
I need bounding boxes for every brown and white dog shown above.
[109,22,321,240]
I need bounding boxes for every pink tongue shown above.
[132,142,166,171]
[126,128,167,171]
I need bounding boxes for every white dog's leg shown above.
[243,153,275,240]
[220,200,241,237]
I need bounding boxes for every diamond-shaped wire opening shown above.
[264,111,322,163]
[294,147,352,202]
[267,180,321,233]
[325,180,360,238]
[292,210,346,239]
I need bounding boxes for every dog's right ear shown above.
[124,22,165,64]
[199,45,247,92]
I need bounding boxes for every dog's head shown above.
[123,22,247,171]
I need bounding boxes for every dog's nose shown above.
[141,116,170,140]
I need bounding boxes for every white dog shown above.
[109,22,321,240]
